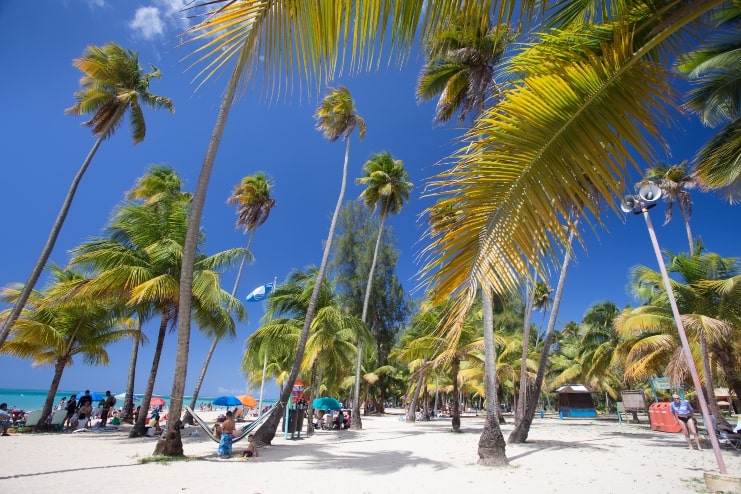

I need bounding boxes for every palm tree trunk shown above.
[406,363,426,423]
[306,361,318,436]
[120,324,142,423]
[36,358,68,432]
[700,337,728,428]
[451,356,461,432]
[509,226,575,444]
[352,205,389,430]
[0,135,105,350]
[132,312,169,438]
[161,53,243,456]
[185,230,256,426]
[516,269,537,425]
[253,135,353,446]
[478,288,507,466]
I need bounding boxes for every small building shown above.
[556,384,597,417]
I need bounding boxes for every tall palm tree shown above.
[677,2,741,203]
[0,43,173,350]
[0,266,135,430]
[70,173,245,439]
[350,151,412,429]
[187,172,275,415]
[251,87,365,445]
[642,161,697,254]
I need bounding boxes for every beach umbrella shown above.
[312,397,342,411]
[80,391,104,402]
[236,395,257,407]
[149,396,166,407]
[212,395,242,407]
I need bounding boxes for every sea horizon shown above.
[0,387,275,412]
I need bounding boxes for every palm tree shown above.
[350,151,412,429]
[642,161,697,254]
[416,12,515,125]
[69,171,245,439]
[250,87,365,445]
[0,43,173,350]
[186,172,275,415]
[0,266,135,430]
[677,2,741,202]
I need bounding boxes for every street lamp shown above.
[622,182,726,473]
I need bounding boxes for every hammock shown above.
[185,405,275,443]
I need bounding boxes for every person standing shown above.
[63,394,77,429]
[217,411,236,458]
[0,403,12,436]
[99,391,116,427]
[56,397,67,411]
[77,390,93,409]
[670,394,702,450]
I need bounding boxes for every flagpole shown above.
[256,276,278,417]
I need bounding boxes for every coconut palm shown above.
[69,172,245,439]
[0,43,173,350]
[416,11,515,125]
[0,266,135,430]
[677,2,741,203]
[249,87,365,445]
[350,152,412,429]
[186,172,275,415]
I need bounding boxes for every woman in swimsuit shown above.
[670,394,702,450]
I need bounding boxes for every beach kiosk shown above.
[555,384,597,417]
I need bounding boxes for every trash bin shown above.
[648,402,681,433]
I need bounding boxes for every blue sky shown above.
[1,1,739,399]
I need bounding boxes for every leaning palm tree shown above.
[0,43,173,350]
[251,86,365,445]
[0,266,136,431]
[186,172,275,416]
[350,151,412,429]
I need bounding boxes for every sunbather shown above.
[0,403,12,436]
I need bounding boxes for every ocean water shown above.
[0,388,213,412]
[0,388,276,412]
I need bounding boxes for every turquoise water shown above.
[0,388,213,412]
[0,388,277,412]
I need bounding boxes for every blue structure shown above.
[556,384,597,417]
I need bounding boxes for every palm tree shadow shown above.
[506,438,610,462]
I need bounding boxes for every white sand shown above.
[3,410,740,493]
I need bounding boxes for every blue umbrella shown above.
[212,395,243,407]
[312,397,342,411]
[79,391,104,402]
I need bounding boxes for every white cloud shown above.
[85,0,108,7]
[129,6,165,40]
[155,0,191,30]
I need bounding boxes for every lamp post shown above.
[622,182,726,473]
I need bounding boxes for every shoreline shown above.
[3,410,740,493]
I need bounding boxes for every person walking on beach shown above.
[217,411,235,458]
[0,403,12,436]
[99,391,116,427]
[670,394,702,450]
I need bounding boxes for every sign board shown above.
[650,377,670,389]
[621,390,647,411]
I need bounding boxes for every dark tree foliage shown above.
[330,200,411,406]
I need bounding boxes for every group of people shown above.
[215,410,258,459]
[313,409,351,430]
[62,390,117,430]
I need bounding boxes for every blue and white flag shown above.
[245,282,274,302]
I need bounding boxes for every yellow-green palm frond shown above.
[421,29,675,308]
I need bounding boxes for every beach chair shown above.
[14,409,43,433]
[184,405,276,444]
[49,409,68,432]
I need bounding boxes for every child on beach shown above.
[217,411,235,458]
[242,434,258,459]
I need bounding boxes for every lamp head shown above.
[620,195,638,213]
[637,182,662,203]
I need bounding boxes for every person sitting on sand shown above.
[242,434,258,458]
[0,403,12,436]
[670,394,702,450]
[217,411,236,458]
[212,423,223,439]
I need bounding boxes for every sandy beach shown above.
[2,410,740,493]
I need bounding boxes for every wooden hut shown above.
[556,384,597,417]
